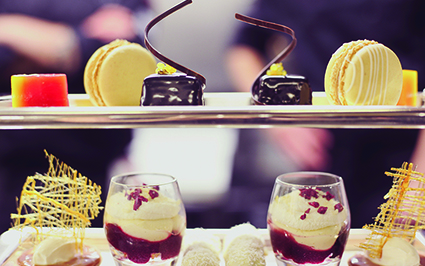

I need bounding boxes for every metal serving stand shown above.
[0,92,424,129]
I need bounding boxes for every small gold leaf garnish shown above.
[360,162,425,259]
[156,62,176,75]
[266,63,287,76]
[10,150,103,251]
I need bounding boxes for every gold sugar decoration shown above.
[360,162,425,259]
[266,63,287,76]
[156,62,176,75]
[10,150,103,251]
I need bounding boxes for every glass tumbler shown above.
[104,173,186,266]
[267,172,350,266]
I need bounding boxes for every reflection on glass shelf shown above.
[0,92,423,129]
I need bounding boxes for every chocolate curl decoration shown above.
[235,13,296,102]
[144,0,206,86]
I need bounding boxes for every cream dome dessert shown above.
[32,237,77,265]
[357,237,419,266]
[349,162,425,266]
[9,151,102,266]
[268,187,349,264]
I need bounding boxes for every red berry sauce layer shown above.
[105,223,182,264]
[268,219,349,264]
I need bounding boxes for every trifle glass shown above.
[104,173,186,265]
[267,172,351,266]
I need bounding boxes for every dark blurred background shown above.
[0,0,424,234]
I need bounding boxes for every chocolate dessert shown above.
[142,0,205,106]
[257,72,312,105]
[142,65,204,106]
[235,13,312,105]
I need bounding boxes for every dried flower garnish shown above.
[317,206,328,214]
[127,186,161,211]
[308,202,320,208]
[323,191,335,201]
[149,190,159,199]
[300,207,311,220]
[299,188,319,200]
[334,203,344,213]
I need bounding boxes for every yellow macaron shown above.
[84,39,156,106]
[324,40,403,105]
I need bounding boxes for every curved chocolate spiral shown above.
[144,0,206,86]
[235,13,297,103]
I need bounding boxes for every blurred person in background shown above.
[0,0,151,91]
[226,0,424,228]
[0,0,152,232]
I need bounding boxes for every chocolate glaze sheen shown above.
[255,74,312,105]
[142,73,204,106]
[268,219,349,264]
[105,223,183,264]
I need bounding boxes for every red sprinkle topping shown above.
[133,197,142,210]
[132,195,148,211]
[323,191,335,201]
[300,208,311,220]
[127,188,142,200]
[149,190,159,199]
[334,203,344,213]
[127,187,158,211]
[317,206,328,214]
[308,202,320,208]
[299,188,319,200]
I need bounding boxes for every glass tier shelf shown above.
[0,92,424,129]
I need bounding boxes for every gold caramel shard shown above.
[360,162,425,259]
[10,150,102,250]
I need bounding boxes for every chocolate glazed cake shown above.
[142,0,206,106]
[235,14,312,105]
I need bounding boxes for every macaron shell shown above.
[343,44,402,105]
[324,46,343,105]
[96,43,156,106]
[324,40,377,105]
[324,40,402,106]
[84,45,108,106]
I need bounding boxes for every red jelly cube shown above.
[11,74,69,107]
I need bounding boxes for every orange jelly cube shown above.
[397,70,418,106]
[11,74,69,107]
